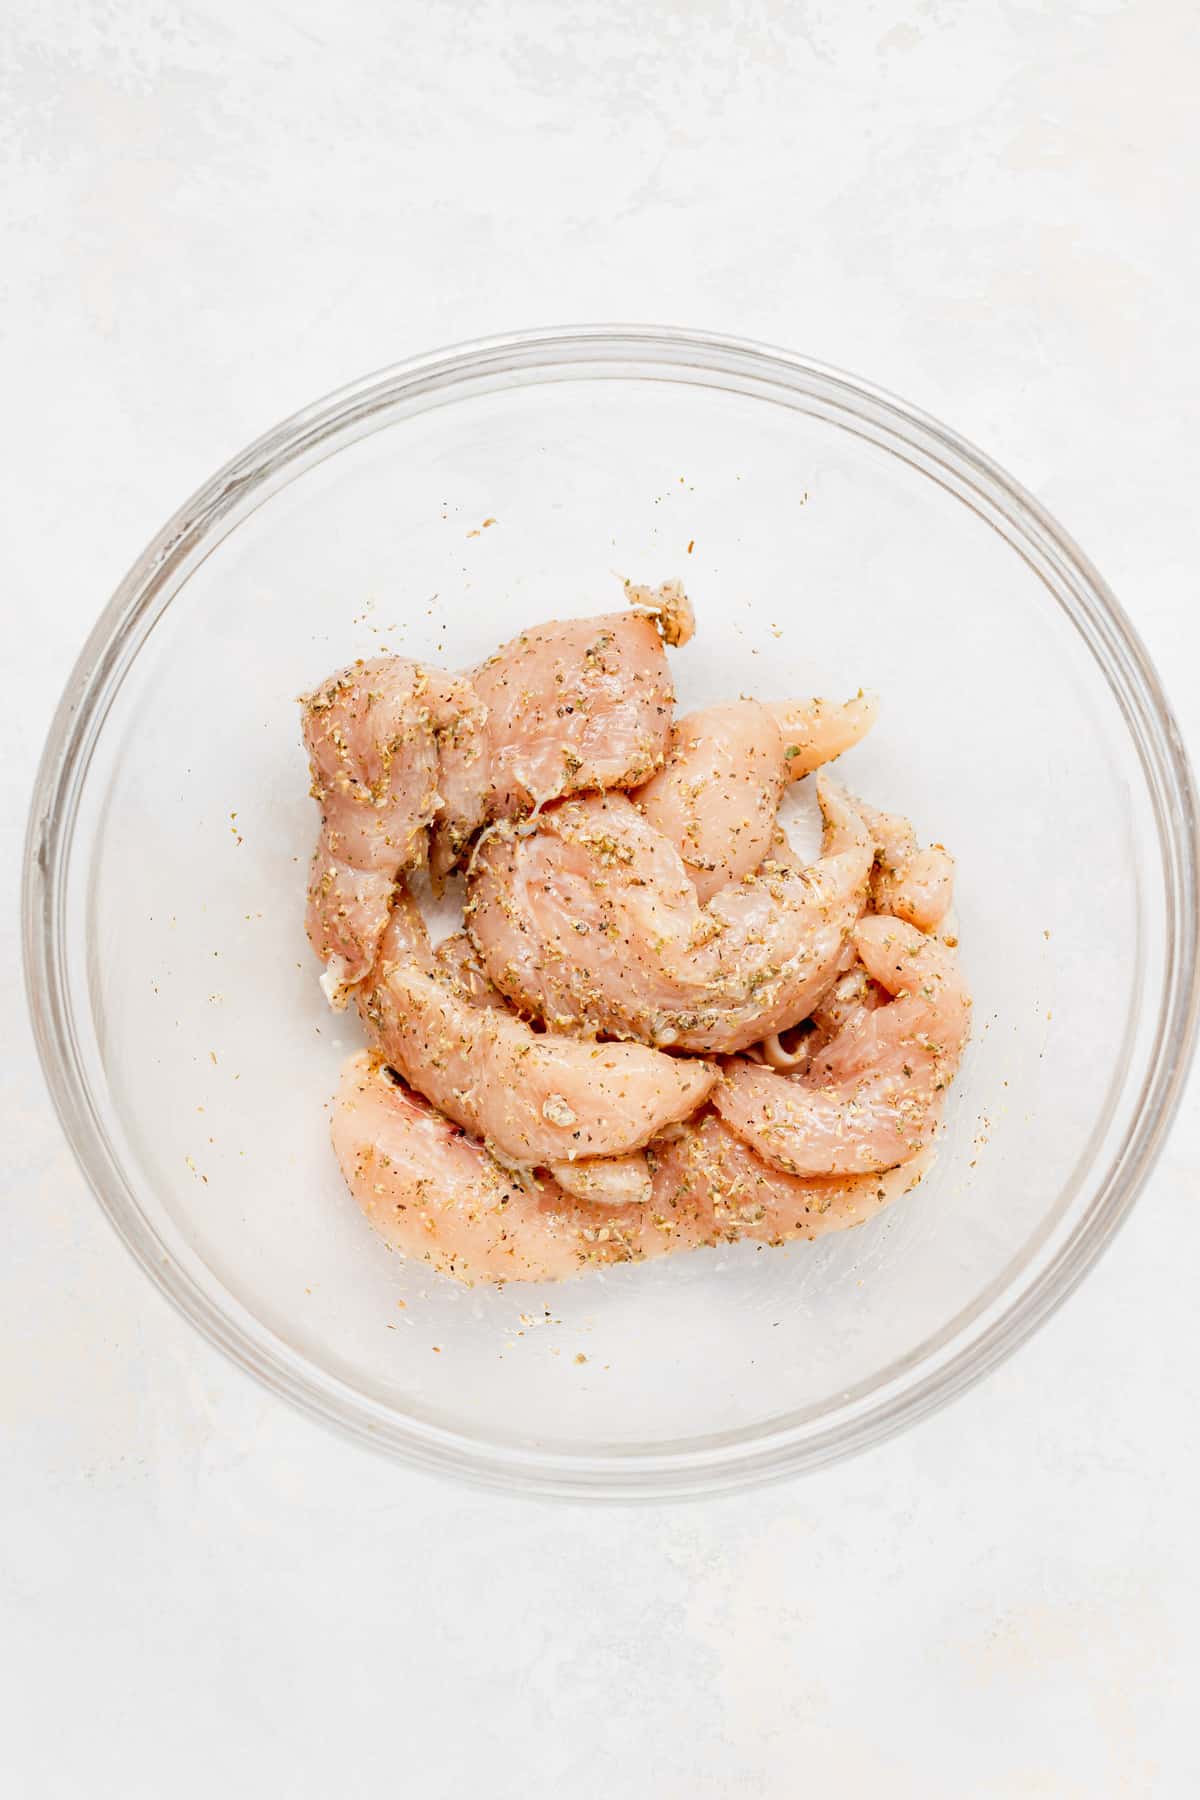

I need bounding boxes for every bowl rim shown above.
[22,323,1200,1499]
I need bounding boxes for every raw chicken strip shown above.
[332,1052,615,1283]
[357,895,716,1165]
[432,927,652,1203]
[305,585,690,999]
[856,799,955,932]
[650,1112,931,1249]
[716,915,971,1175]
[742,801,946,1075]
[636,695,876,902]
[302,659,487,999]
[471,607,676,818]
[426,585,689,874]
[635,700,784,905]
[331,1053,931,1285]
[769,695,878,778]
[466,775,874,1054]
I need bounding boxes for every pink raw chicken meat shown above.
[331,1052,932,1286]
[469,585,690,821]
[302,659,486,1000]
[301,584,691,1003]
[466,774,874,1054]
[716,915,971,1176]
[356,892,716,1167]
[856,798,955,931]
[636,694,876,902]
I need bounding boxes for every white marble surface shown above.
[3,2,1198,1793]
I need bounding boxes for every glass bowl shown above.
[23,327,1199,1499]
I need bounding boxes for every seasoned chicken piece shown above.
[741,797,947,1075]
[302,659,488,1001]
[635,700,785,905]
[331,1052,621,1283]
[635,696,876,903]
[357,895,716,1165]
[331,1053,931,1285]
[432,931,510,1011]
[856,799,955,931]
[471,608,676,818]
[716,915,971,1175]
[432,927,652,1203]
[304,584,691,1000]
[768,695,878,778]
[649,1112,931,1249]
[466,775,873,1054]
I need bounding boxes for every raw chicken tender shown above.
[433,927,653,1203]
[332,1053,621,1283]
[651,1112,931,1248]
[303,587,689,999]
[357,895,716,1165]
[471,607,676,818]
[466,775,873,1054]
[716,915,971,1175]
[769,695,879,778]
[857,799,955,931]
[332,1053,932,1285]
[302,658,487,999]
[636,695,876,902]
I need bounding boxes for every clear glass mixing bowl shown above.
[23,327,1199,1498]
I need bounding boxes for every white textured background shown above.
[3,3,1198,1793]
